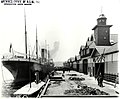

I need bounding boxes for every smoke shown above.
[50,41,60,59]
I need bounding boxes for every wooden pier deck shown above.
[14,81,45,96]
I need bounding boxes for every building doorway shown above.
[83,59,88,75]
[77,62,79,72]
[95,63,104,77]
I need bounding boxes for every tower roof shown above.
[92,25,112,30]
[99,14,106,18]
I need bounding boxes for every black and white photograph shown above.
[0,0,119,98]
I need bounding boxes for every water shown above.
[0,62,19,97]
[1,79,29,98]
[1,79,19,97]
[0,61,48,98]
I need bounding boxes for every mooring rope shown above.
[1,64,7,84]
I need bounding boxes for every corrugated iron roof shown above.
[86,41,93,46]
[95,46,111,55]
[80,45,85,50]
[76,55,81,60]
[70,57,75,62]
[105,43,118,54]
[88,41,96,48]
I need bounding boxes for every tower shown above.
[92,14,112,46]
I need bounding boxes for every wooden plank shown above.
[14,81,45,95]
[39,79,50,98]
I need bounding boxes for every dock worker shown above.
[62,69,65,77]
[63,69,65,74]
[68,68,70,72]
[97,73,104,87]
[51,71,54,76]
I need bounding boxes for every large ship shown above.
[1,12,54,84]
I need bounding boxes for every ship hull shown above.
[2,59,54,83]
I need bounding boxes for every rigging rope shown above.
[13,50,36,58]
[31,45,35,57]
[1,64,7,84]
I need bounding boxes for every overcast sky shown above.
[0,0,120,62]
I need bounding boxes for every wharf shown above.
[14,81,45,97]
[42,70,119,97]
[13,70,119,97]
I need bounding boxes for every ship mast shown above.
[24,9,27,59]
[36,25,38,59]
[47,44,50,62]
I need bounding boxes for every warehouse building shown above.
[64,13,119,83]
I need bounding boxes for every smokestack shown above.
[41,48,47,62]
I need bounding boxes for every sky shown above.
[0,0,120,63]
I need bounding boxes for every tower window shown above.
[99,20,101,22]
[105,30,107,33]
[102,20,104,22]
[104,37,106,40]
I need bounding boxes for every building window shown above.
[84,49,86,55]
[99,20,101,22]
[102,20,104,22]
[104,37,106,40]
[106,62,108,73]
[87,49,89,54]
[105,30,107,33]
[111,54,113,62]
[81,51,83,56]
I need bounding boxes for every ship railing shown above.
[12,50,38,59]
[2,51,44,64]
[12,50,41,60]
[2,57,40,63]
[2,53,36,60]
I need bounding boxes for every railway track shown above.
[37,74,65,97]
[37,79,50,98]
